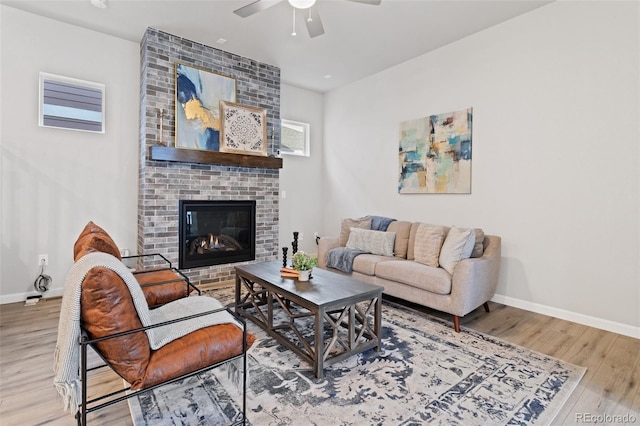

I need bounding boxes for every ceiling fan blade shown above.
[233,0,284,18]
[345,0,382,5]
[305,6,325,38]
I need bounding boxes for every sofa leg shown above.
[483,302,490,313]
[452,315,461,333]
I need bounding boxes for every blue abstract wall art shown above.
[399,107,472,194]
[175,63,237,151]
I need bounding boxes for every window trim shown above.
[280,119,310,157]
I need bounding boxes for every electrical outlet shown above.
[298,232,303,241]
[38,254,48,266]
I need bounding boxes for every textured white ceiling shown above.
[1,0,552,92]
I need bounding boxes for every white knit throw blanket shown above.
[53,252,239,413]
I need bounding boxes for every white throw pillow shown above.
[346,228,396,257]
[439,227,476,274]
[413,224,445,268]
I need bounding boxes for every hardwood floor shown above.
[453,302,640,424]
[1,290,638,425]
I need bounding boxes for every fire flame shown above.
[208,233,220,248]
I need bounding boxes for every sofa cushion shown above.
[406,222,420,260]
[439,227,476,274]
[339,216,371,246]
[408,223,450,261]
[413,224,445,267]
[74,221,122,261]
[352,254,394,276]
[376,260,452,295]
[471,228,485,258]
[387,221,412,259]
[408,222,451,260]
[346,228,396,257]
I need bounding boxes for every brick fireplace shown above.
[138,28,281,285]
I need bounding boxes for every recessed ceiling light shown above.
[216,38,227,45]
[324,74,332,79]
[90,0,107,9]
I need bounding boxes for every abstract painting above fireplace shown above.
[178,200,256,269]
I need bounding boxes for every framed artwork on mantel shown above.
[174,62,237,151]
[219,100,268,157]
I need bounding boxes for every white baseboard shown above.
[0,287,64,305]
[491,293,640,339]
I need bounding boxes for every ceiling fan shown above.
[233,0,381,38]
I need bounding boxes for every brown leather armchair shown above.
[62,222,255,425]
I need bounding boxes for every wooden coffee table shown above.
[235,261,383,379]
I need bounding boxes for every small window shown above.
[281,119,310,156]
[39,72,105,133]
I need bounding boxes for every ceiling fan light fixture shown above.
[291,7,297,36]
[288,0,316,10]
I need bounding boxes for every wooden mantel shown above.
[150,146,283,169]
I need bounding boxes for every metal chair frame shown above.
[77,306,248,426]
[123,253,201,306]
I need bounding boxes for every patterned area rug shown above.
[128,286,585,425]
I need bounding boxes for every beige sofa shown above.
[317,217,501,332]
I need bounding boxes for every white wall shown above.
[279,84,324,256]
[322,1,639,336]
[1,2,637,338]
[0,6,140,302]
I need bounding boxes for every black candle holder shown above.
[292,231,299,256]
[282,247,288,268]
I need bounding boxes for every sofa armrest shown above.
[449,235,502,316]
[317,237,340,268]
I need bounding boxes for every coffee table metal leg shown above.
[349,304,356,349]
[267,289,274,330]
[375,294,382,352]
[314,307,324,379]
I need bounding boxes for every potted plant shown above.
[292,251,317,281]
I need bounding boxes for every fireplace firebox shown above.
[178,200,256,269]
